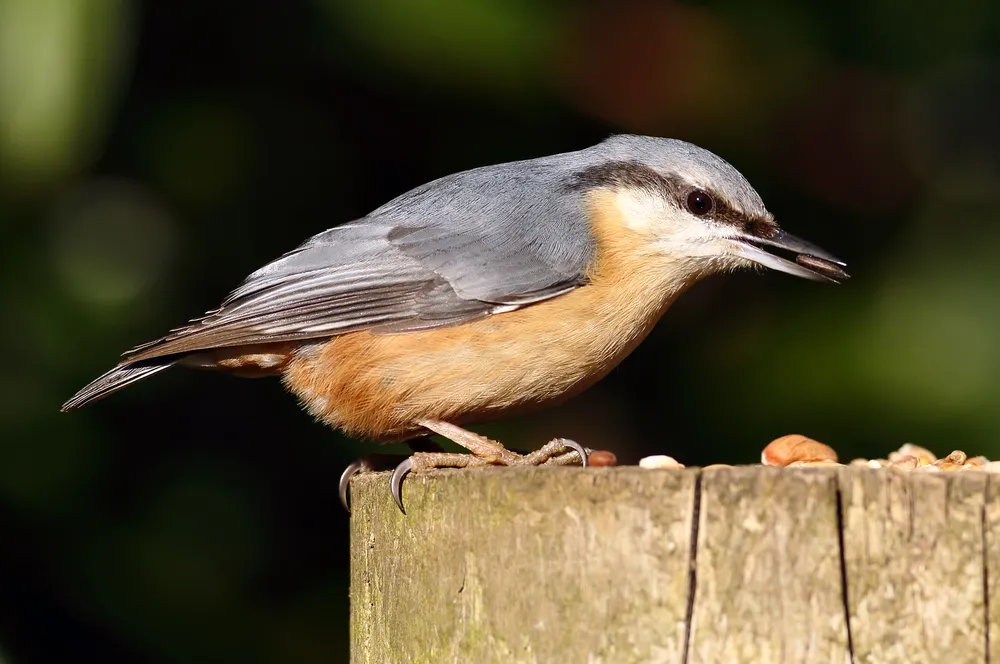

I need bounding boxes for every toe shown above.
[339,458,376,513]
[554,438,589,467]
[390,457,414,514]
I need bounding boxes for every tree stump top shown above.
[350,466,999,664]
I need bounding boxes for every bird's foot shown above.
[339,438,448,512]
[339,454,410,513]
[389,437,589,513]
[515,437,592,467]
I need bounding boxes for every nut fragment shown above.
[892,443,936,464]
[843,446,988,472]
[985,461,1000,474]
[702,464,732,470]
[639,455,684,469]
[587,450,617,467]
[762,435,838,467]
[944,450,967,465]
[964,456,988,468]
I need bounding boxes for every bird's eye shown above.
[686,190,714,216]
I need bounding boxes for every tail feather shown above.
[61,361,175,411]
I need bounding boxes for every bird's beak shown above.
[730,228,849,283]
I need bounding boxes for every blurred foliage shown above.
[2,0,1000,662]
[0,0,133,190]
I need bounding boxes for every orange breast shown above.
[280,190,705,441]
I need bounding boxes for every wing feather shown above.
[122,154,597,364]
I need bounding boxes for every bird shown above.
[62,134,848,512]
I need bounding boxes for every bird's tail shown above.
[61,361,175,411]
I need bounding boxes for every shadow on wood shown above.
[349,466,997,664]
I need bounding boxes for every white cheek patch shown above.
[611,186,758,272]
[647,215,733,259]
[613,189,673,234]
[615,188,729,243]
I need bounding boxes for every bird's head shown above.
[575,135,848,283]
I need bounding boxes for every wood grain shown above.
[350,466,994,663]
[839,469,988,664]
[986,474,999,663]
[351,466,699,664]
[686,467,850,664]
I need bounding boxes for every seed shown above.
[795,254,849,280]
[762,434,838,466]
[944,450,967,465]
[890,455,918,471]
[639,455,684,469]
[892,443,936,464]
[588,450,618,467]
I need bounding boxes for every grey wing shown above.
[377,159,595,304]
[122,158,596,364]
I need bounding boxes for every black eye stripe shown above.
[677,186,773,232]
[745,218,778,239]
[569,161,773,231]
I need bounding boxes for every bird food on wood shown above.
[639,455,685,469]
[762,434,838,466]
[587,450,618,467]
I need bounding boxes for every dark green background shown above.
[3,0,1000,661]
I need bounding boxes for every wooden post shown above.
[349,466,997,664]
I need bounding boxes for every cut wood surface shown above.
[349,466,996,664]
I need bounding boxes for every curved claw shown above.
[390,457,414,514]
[339,459,372,514]
[560,438,589,467]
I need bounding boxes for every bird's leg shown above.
[416,419,521,465]
[388,419,590,512]
[415,420,589,467]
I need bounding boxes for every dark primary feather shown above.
[61,362,174,411]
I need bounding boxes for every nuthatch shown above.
[63,135,847,511]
